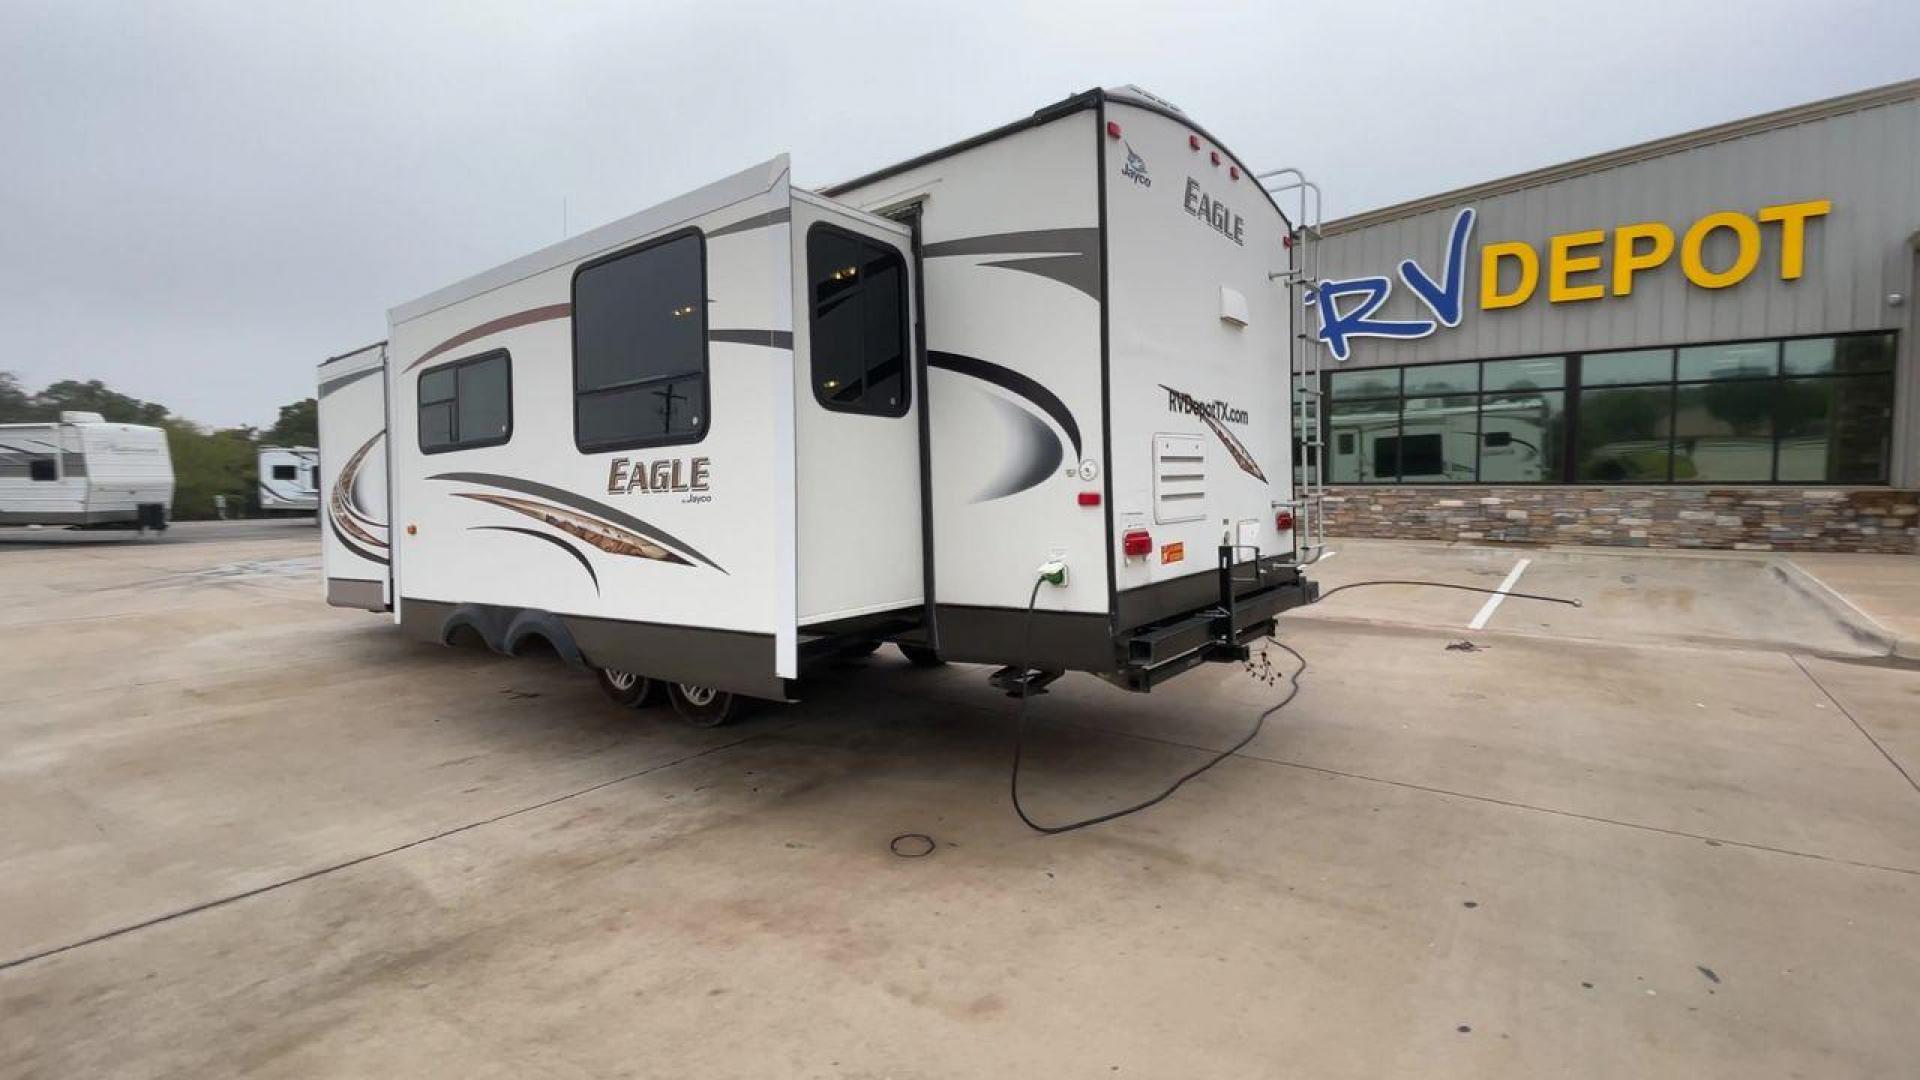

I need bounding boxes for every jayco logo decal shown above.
[1121,142,1151,187]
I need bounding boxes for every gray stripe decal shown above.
[922,227,1099,259]
[426,471,724,573]
[319,366,380,398]
[705,206,791,239]
[922,228,1102,301]
[62,453,87,477]
[709,329,793,349]
[978,254,1102,302]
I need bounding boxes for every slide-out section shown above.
[317,343,391,611]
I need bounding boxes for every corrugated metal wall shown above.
[1313,90,1920,484]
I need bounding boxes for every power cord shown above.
[1007,574,1580,836]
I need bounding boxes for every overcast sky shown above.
[2,0,1915,428]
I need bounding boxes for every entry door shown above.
[791,197,924,625]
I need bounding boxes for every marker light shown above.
[1122,529,1153,557]
[1229,166,1240,181]
[1210,150,1220,166]
[1189,134,1201,151]
[1106,121,1122,139]
[1275,509,1295,531]
[1078,491,1102,506]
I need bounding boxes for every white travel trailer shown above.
[257,445,320,512]
[0,412,173,531]
[319,87,1319,723]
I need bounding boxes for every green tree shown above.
[33,379,171,425]
[164,421,260,521]
[264,397,317,447]
[0,371,40,420]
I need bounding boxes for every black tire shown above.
[897,643,945,668]
[595,667,664,708]
[668,682,743,727]
[838,638,883,659]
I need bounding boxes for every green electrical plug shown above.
[1036,559,1067,586]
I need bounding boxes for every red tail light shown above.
[1077,491,1101,506]
[1106,121,1122,139]
[1122,529,1153,557]
[1275,509,1295,531]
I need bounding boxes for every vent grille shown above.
[1153,434,1206,524]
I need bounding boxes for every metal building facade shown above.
[1313,79,1920,488]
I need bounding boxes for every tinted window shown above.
[1479,391,1564,482]
[418,350,511,454]
[1398,396,1478,482]
[1775,372,1896,482]
[573,230,707,450]
[272,464,297,480]
[1576,385,1672,481]
[807,225,909,416]
[1482,356,1565,392]
[29,459,56,482]
[1330,369,1399,399]
[1583,348,1672,387]
[1402,362,1478,396]
[1678,341,1776,382]
[1782,333,1895,376]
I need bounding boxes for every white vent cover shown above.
[1153,434,1206,524]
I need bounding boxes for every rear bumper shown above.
[1109,562,1317,691]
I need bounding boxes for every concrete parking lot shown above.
[2,523,1917,1078]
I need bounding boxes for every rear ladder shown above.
[1257,168,1327,564]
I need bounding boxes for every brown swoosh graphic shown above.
[452,492,694,566]
[404,303,571,372]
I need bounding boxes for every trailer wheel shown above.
[897,643,945,668]
[838,638,883,659]
[595,667,664,709]
[668,683,741,727]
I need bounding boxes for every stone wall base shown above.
[1321,486,1919,554]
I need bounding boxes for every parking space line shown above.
[1468,557,1532,630]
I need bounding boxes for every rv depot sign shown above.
[1312,198,1832,361]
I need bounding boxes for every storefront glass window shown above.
[1479,391,1564,482]
[1677,341,1777,382]
[1672,383,1773,481]
[1775,372,1896,482]
[1329,397,1400,483]
[1323,333,1895,486]
[1582,348,1673,387]
[1398,395,1479,482]
[1330,369,1399,399]
[1482,356,1565,392]
[1402,362,1479,396]
[1575,386,1672,482]
[1782,333,1896,376]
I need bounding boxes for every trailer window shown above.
[807,224,910,417]
[29,459,56,482]
[271,465,297,480]
[418,349,512,454]
[573,229,708,451]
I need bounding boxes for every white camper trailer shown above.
[320,87,1319,723]
[257,445,320,512]
[0,412,173,531]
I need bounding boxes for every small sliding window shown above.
[806,223,910,417]
[418,349,512,454]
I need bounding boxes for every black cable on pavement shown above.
[1007,576,1580,836]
